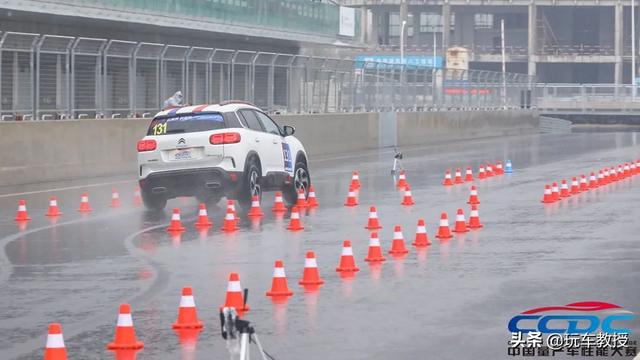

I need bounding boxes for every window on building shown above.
[419,12,455,33]
[475,14,494,29]
[389,12,400,37]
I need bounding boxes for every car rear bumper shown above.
[139,167,242,199]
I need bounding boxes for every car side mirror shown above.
[283,125,295,136]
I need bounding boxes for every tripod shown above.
[391,147,404,174]
[221,307,271,360]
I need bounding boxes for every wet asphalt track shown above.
[0,131,639,360]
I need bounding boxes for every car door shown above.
[237,109,272,174]
[253,110,287,174]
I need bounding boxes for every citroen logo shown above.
[178,138,186,146]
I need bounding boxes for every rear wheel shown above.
[284,161,310,206]
[238,157,262,207]
[141,192,167,212]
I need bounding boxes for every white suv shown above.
[137,101,310,211]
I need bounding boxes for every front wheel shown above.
[284,161,311,206]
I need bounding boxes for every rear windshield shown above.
[147,113,226,135]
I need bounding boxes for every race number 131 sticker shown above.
[282,143,293,172]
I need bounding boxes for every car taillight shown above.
[137,139,157,152]
[210,132,241,145]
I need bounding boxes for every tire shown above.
[284,160,311,206]
[238,157,262,208]
[141,191,167,212]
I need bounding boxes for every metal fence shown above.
[0,31,535,120]
[534,84,640,115]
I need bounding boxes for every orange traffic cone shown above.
[77,192,92,213]
[495,161,504,175]
[44,323,67,360]
[133,187,142,206]
[46,196,61,217]
[468,204,484,229]
[559,180,570,198]
[172,287,204,329]
[110,188,121,208]
[588,173,598,189]
[388,225,409,255]
[452,208,469,233]
[551,182,560,201]
[14,200,30,221]
[247,196,264,218]
[579,175,588,191]
[598,170,606,186]
[221,208,239,232]
[350,171,361,189]
[412,219,431,247]
[401,185,415,206]
[344,186,358,206]
[220,272,249,312]
[266,260,293,297]
[467,185,480,205]
[365,206,382,230]
[299,251,324,285]
[295,188,308,208]
[107,304,144,350]
[541,185,554,203]
[306,185,319,207]
[335,240,359,272]
[609,166,618,182]
[166,208,186,232]
[570,177,580,195]
[442,169,453,186]
[286,206,304,231]
[624,163,631,177]
[226,200,239,225]
[271,191,287,213]
[478,165,486,179]
[364,232,386,262]
[485,163,494,177]
[195,204,212,228]
[454,168,464,184]
[396,170,408,188]
[435,212,453,239]
[464,167,474,182]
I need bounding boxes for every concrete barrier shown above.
[0,111,537,186]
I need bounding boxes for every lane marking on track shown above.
[0,179,135,199]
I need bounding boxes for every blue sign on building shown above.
[355,55,443,69]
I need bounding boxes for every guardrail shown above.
[534,84,640,115]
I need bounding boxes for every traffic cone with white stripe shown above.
[401,185,415,206]
[133,187,142,206]
[286,206,304,231]
[44,323,67,360]
[396,170,408,189]
[464,167,474,182]
[435,212,452,239]
[467,185,480,205]
[454,168,464,184]
[365,206,382,230]
[624,163,631,177]
[166,208,186,232]
[107,304,144,350]
[388,225,409,255]
[541,184,554,203]
[226,200,239,226]
[271,192,287,213]
[570,177,580,195]
[598,170,606,186]
[14,200,30,221]
[551,182,560,201]
[559,179,570,198]
[221,208,239,232]
[266,260,293,297]
[344,186,358,206]
[412,219,431,247]
[495,161,504,175]
[350,171,361,190]
[335,240,359,272]
[295,188,308,208]
[442,169,453,186]
[110,188,121,208]
[77,192,92,213]
[364,232,386,262]
[220,272,249,312]
[299,251,324,285]
[46,196,61,217]
[478,165,486,179]
[247,196,264,218]
[195,203,212,228]
[468,204,483,229]
[579,175,588,191]
[609,167,618,182]
[485,163,494,177]
[172,287,204,329]
[452,208,469,233]
[588,173,598,189]
[631,162,638,175]
[306,185,319,207]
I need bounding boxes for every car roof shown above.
[154,102,261,118]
